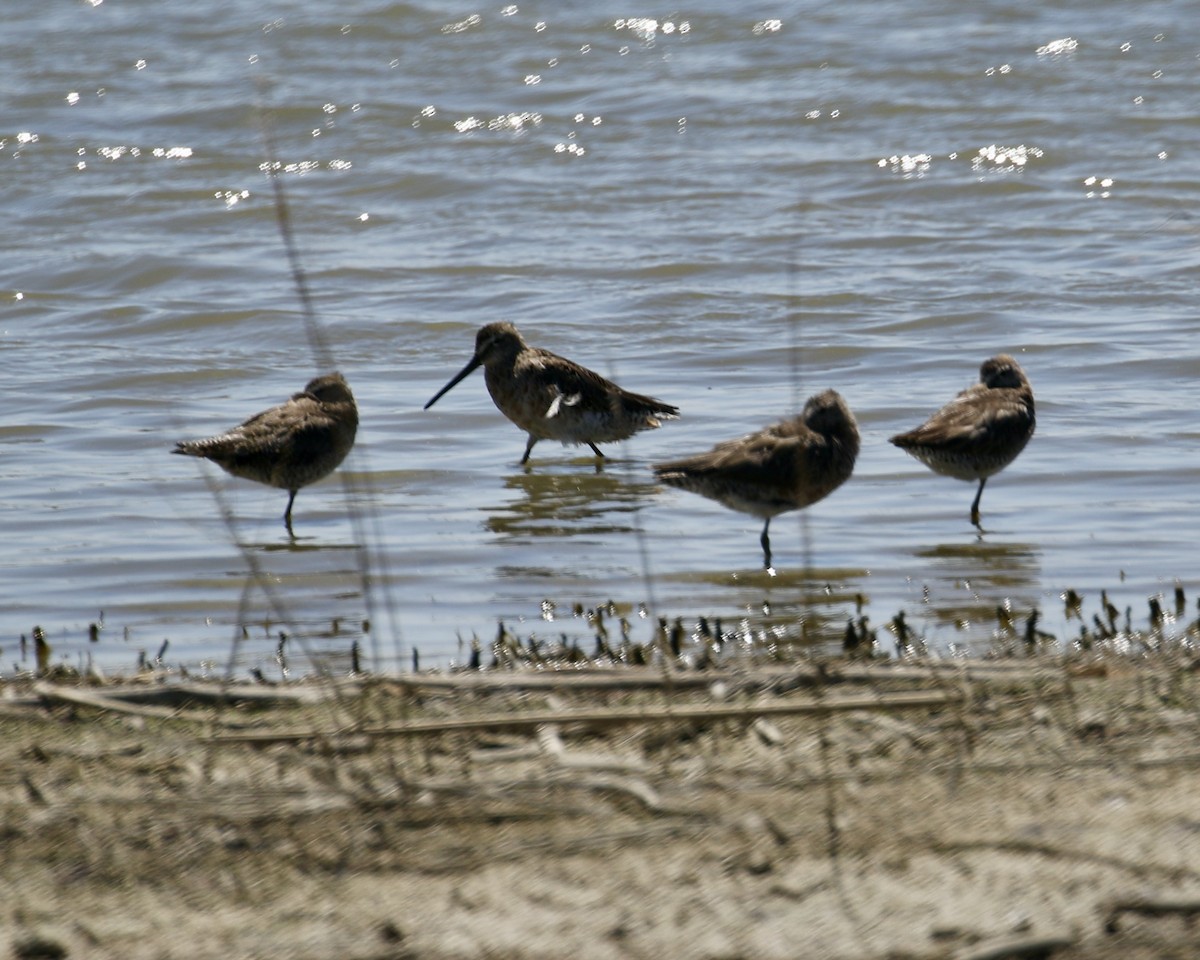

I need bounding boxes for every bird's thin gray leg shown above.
[520,435,538,464]
[970,478,987,527]
[760,518,772,569]
[283,490,298,537]
[587,442,605,458]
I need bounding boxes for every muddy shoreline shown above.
[3,656,1199,960]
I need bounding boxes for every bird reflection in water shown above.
[704,568,867,655]
[912,537,1042,644]
[484,464,660,540]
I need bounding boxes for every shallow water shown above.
[3,1,1198,677]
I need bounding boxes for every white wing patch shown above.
[545,390,582,419]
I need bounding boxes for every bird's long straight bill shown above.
[424,355,482,409]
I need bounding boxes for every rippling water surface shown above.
[4,1,1198,676]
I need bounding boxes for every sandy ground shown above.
[3,656,1199,960]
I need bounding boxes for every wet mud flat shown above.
[2,655,1199,960]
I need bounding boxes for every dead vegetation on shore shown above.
[3,650,1200,960]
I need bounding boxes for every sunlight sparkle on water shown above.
[216,189,250,208]
[878,153,932,177]
[452,112,541,134]
[1083,175,1115,199]
[442,14,481,34]
[258,159,320,175]
[71,145,202,163]
[615,18,689,41]
[971,143,1042,173]
[491,112,540,131]
[1036,38,1077,57]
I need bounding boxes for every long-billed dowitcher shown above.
[889,354,1035,527]
[173,372,358,533]
[653,389,860,569]
[424,321,679,464]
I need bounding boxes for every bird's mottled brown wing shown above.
[526,348,679,418]
[656,420,817,492]
[229,403,311,457]
[178,397,321,462]
[891,386,1034,456]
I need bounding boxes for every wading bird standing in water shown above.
[424,322,679,465]
[889,354,1035,527]
[653,389,860,570]
[173,372,358,535]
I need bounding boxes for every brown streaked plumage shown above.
[173,372,358,533]
[424,321,679,464]
[889,354,1035,526]
[653,389,860,570]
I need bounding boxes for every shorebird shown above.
[889,354,1035,526]
[653,389,860,569]
[173,372,358,533]
[424,322,679,464]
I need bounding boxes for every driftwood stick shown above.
[88,681,343,707]
[33,681,191,719]
[153,681,339,705]
[1,659,1064,709]
[933,838,1200,882]
[955,934,1076,960]
[1103,895,1200,933]
[570,774,664,812]
[210,688,963,746]
[397,660,1058,693]
[32,681,247,726]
